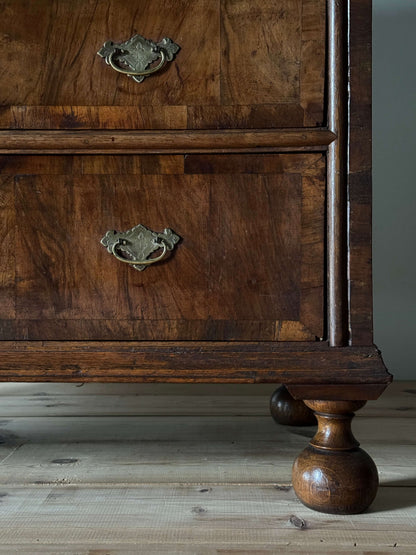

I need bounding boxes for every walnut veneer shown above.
[0,0,391,514]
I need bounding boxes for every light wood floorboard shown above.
[0,381,414,552]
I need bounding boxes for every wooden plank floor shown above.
[0,381,415,553]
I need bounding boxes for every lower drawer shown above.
[0,153,325,341]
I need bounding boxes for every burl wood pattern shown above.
[292,400,379,514]
[0,0,326,130]
[0,153,325,342]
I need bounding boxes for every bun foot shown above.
[292,400,378,514]
[270,385,316,426]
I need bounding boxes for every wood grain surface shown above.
[0,1,391,406]
[1,153,325,342]
[0,129,336,154]
[0,176,15,321]
[0,0,326,130]
[0,380,412,418]
[348,0,374,345]
[293,400,379,514]
[0,381,413,552]
[0,343,389,387]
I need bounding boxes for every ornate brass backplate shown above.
[97,34,180,83]
[101,224,180,271]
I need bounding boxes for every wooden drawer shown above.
[0,0,326,130]
[0,152,325,341]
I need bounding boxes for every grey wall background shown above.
[373,0,416,379]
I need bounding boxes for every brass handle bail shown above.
[108,48,167,78]
[97,34,180,83]
[101,224,180,271]
[111,237,168,267]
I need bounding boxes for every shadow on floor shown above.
[368,478,416,513]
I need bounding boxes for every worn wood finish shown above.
[0,0,326,130]
[348,0,374,345]
[0,152,326,176]
[0,176,15,321]
[0,106,189,131]
[300,0,327,126]
[286,382,391,401]
[270,385,316,426]
[0,0,219,109]
[220,0,324,128]
[184,152,326,176]
[292,400,379,514]
[0,104,312,131]
[0,343,389,387]
[187,104,307,130]
[1,153,325,342]
[0,129,336,154]
[0,0,392,517]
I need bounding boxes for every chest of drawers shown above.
[0,0,391,514]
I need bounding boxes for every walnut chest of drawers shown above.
[0,0,391,514]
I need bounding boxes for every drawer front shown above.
[0,0,326,130]
[0,153,325,341]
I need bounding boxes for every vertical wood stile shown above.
[327,0,349,346]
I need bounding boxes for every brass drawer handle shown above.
[101,224,180,272]
[111,238,168,267]
[97,34,180,83]
[108,48,167,78]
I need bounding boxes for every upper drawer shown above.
[0,0,326,130]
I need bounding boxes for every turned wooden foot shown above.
[270,385,316,426]
[292,400,378,514]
